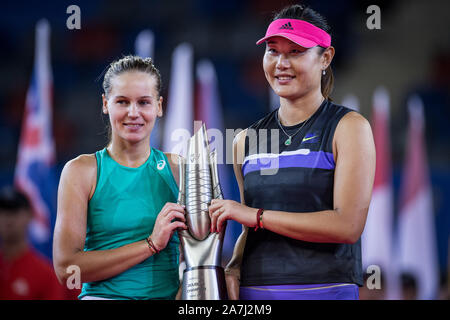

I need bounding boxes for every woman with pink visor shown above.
[208,5,376,300]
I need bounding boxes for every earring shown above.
[322,70,326,76]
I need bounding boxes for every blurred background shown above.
[0,0,449,300]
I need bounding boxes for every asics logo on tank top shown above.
[157,160,166,170]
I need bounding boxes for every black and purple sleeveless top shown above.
[240,99,363,287]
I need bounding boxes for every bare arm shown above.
[232,129,247,205]
[210,112,376,244]
[224,130,249,300]
[52,155,186,285]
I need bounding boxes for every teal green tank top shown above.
[79,148,180,300]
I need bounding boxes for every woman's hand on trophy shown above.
[151,203,188,251]
[209,199,258,233]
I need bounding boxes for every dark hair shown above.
[101,55,162,145]
[273,4,334,100]
[0,186,31,213]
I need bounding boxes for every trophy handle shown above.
[177,155,191,240]
[177,155,186,206]
[209,149,224,201]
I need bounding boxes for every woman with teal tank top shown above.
[53,56,188,300]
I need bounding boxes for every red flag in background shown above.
[397,95,439,299]
[14,19,57,258]
[362,87,399,299]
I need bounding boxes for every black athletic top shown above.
[240,99,363,286]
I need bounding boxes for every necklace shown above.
[275,109,311,146]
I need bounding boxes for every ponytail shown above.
[321,63,334,101]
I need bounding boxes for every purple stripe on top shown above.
[239,283,359,300]
[242,151,335,176]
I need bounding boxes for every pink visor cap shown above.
[256,19,331,48]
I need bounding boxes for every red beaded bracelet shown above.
[259,209,265,229]
[254,208,264,231]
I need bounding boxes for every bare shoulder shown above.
[55,154,97,251]
[336,111,372,136]
[333,111,375,161]
[233,128,247,164]
[233,128,248,146]
[60,154,97,198]
[62,154,97,177]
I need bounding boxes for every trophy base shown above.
[181,266,228,300]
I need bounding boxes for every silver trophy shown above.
[177,124,228,300]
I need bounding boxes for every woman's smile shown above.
[123,122,145,131]
[275,73,297,85]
